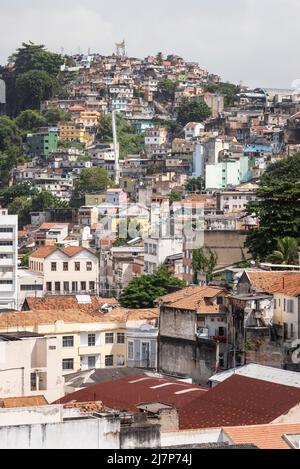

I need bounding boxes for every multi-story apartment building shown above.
[0,302,158,376]
[27,128,58,158]
[145,128,168,155]
[28,246,99,296]
[144,238,183,275]
[0,212,18,310]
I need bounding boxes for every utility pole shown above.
[112,110,120,187]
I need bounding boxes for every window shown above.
[287,299,294,313]
[46,282,52,292]
[88,356,96,369]
[88,334,96,347]
[55,282,61,292]
[291,323,294,338]
[64,282,69,292]
[128,341,134,360]
[0,241,13,246]
[72,282,78,292]
[105,355,114,367]
[0,228,13,233]
[75,262,80,271]
[142,342,150,361]
[0,280,13,285]
[86,262,92,271]
[105,333,114,344]
[63,336,74,348]
[81,281,86,292]
[51,262,57,271]
[117,355,125,366]
[30,373,37,391]
[274,299,277,309]
[62,359,74,370]
[63,262,68,271]
[20,285,43,291]
[89,281,95,292]
[117,333,125,344]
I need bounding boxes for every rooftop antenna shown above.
[112,110,120,187]
[115,40,126,58]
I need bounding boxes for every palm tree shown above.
[266,237,299,265]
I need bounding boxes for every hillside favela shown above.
[0,19,300,451]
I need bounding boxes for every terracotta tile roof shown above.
[223,423,300,449]
[0,396,48,408]
[25,296,118,313]
[39,223,69,230]
[179,375,300,430]
[63,401,107,413]
[30,246,57,259]
[30,246,97,259]
[0,306,157,329]
[55,375,208,409]
[272,273,300,296]
[245,271,300,294]
[159,286,227,309]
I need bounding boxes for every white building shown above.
[17,269,44,310]
[29,246,99,295]
[144,238,183,274]
[185,122,204,140]
[0,212,18,310]
[0,332,64,402]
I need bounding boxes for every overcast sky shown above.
[1,0,299,88]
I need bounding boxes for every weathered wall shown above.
[0,417,120,449]
[158,336,218,385]
[120,423,160,449]
[159,307,196,340]
[204,231,249,269]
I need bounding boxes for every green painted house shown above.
[27,128,58,157]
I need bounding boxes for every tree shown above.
[16,110,47,133]
[177,98,211,126]
[1,42,63,116]
[266,237,299,265]
[156,52,164,63]
[192,248,218,283]
[8,196,32,228]
[97,113,144,157]
[0,116,22,187]
[31,191,67,212]
[246,154,300,260]
[168,192,183,204]
[16,70,58,112]
[119,266,186,308]
[203,82,239,107]
[155,79,178,102]
[42,108,70,125]
[70,168,112,208]
[0,183,38,206]
[185,177,205,193]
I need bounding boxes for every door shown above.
[88,356,96,369]
[141,342,150,368]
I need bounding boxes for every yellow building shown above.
[75,110,101,128]
[0,300,158,376]
[59,124,93,144]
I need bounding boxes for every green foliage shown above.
[10,42,63,77]
[8,196,32,228]
[185,177,205,193]
[70,168,112,208]
[119,266,186,308]
[156,52,164,63]
[192,248,218,282]
[16,110,47,133]
[0,183,38,206]
[97,114,144,157]
[177,98,211,126]
[246,154,300,260]
[155,79,178,102]
[5,187,66,228]
[16,70,58,112]
[203,82,239,107]
[42,108,70,125]
[0,116,22,187]
[2,42,63,116]
[266,237,299,265]
[168,192,183,204]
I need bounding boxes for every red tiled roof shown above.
[179,375,300,430]
[223,423,300,449]
[0,396,48,408]
[54,375,208,409]
[30,246,97,259]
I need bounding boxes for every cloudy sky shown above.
[1,0,299,88]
